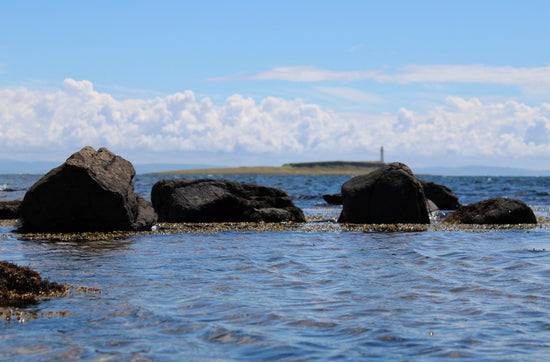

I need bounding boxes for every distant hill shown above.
[154,161,384,175]
[3,158,548,176]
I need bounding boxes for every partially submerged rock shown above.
[0,261,68,307]
[0,200,21,219]
[18,146,157,233]
[323,193,342,205]
[444,197,537,224]
[151,178,306,223]
[420,180,460,210]
[338,162,430,224]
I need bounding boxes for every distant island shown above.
[154,161,384,175]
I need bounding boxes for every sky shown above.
[1,0,550,171]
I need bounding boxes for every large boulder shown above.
[0,200,21,219]
[444,197,537,224]
[420,180,460,210]
[151,178,306,223]
[338,162,430,224]
[18,146,157,232]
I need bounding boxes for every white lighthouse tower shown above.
[380,146,384,164]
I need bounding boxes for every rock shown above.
[323,193,342,205]
[444,197,537,224]
[338,162,430,224]
[18,146,157,233]
[0,200,21,219]
[151,178,306,223]
[0,260,68,307]
[420,180,460,210]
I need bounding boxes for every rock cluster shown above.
[7,146,539,230]
[152,178,305,223]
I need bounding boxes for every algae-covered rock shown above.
[0,261,68,307]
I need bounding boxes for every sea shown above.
[1,173,550,361]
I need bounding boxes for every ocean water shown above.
[1,173,550,360]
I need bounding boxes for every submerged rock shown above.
[420,180,460,210]
[151,178,306,223]
[444,197,537,224]
[0,200,21,219]
[0,261,68,307]
[18,146,157,233]
[338,162,430,224]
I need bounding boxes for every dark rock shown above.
[444,197,537,224]
[420,180,460,210]
[0,260,68,307]
[0,200,21,219]
[323,193,342,205]
[338,162,430,224]
[18,146,157,233]
[151,178,306,223]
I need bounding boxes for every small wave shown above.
[0,184,21,192]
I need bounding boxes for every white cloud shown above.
[1,79,550,168]
[209,66,379,82]
[216,64,550,89]
[314,87,385,104]
[379,65,550,86]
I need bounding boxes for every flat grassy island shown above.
[156,161,384,175]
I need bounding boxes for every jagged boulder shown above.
[18,146,157,233]
[420,180,460,210]
[338,162,430,224]
[0,200,21,219]
[151,178,306,223]
[444,197,537,224]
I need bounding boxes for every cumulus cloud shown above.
[1,79,550,167]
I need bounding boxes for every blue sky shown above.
[1,1,550,171]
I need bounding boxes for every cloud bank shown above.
[1,79,550,167]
